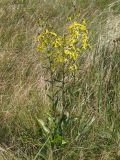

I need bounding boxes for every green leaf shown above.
[62,140,67,145]
[37,119,50,134]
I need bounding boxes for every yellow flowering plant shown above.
[37,19,89,71]
[36,19,90,146]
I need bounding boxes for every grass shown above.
[0,0,120,159]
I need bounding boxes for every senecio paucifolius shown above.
[37,19,90,72]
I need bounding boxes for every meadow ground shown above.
[0,0,120,159]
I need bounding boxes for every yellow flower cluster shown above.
[67,20,89,50]
[37,20,90,72]
[37,29,57,52]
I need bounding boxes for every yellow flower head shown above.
[64,49,78,60]
[52,37,63,48]
[69,64,77,72]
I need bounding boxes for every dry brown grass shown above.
[0,0,120,159]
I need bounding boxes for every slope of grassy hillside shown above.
[0,0,120,159]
